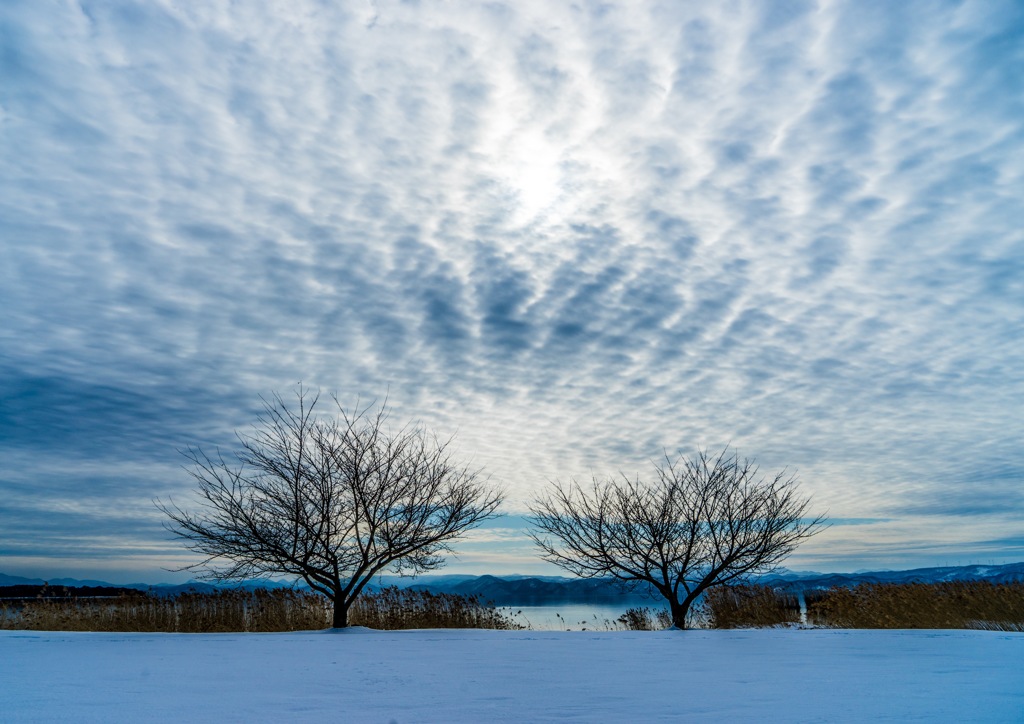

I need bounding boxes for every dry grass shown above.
[1,588,331,632]
[350,586,524,630]
[805,581,1024,630]
[0,586,524,632]
[12,581,1017,633]
[701,585,802,629]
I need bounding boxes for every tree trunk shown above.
[332,598,349,628]
[669,599,689,629]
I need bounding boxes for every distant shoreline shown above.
[4,561,1022,606]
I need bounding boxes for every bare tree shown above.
[158,388,503,628]
[529,448,825,629]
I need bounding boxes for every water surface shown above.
[499,603,670,630]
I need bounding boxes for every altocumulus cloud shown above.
[1,0,1023,580]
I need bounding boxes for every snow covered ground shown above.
[2,628,1021,722]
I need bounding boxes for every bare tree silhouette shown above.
[159,388,503,628]
[529,448,825,628]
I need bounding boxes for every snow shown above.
[2,628,1021,722]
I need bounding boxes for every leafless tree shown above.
[158,388,503,628]
[529,448,825,629]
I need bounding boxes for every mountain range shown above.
[3,562,1022,604]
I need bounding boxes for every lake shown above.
[497,603,670,630]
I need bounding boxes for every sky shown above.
[1,0,1023,584]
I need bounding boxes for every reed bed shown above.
[0,586,524,632]
[805,581,1024,630]
[1,588,331,632]
[349,586,524,630]
[700,584,802,629]
[11,581,1018,632]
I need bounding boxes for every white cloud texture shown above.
[2,0,1023,579]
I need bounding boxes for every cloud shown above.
[1,0,1023,578]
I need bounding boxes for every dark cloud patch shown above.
[728,192,785,229]
[968,535,1024,552]
[227,87,280,141]
[447,80,492,151]
[653,270,745,365]
[894,147,937,176]
[0,7,42,87]
[790,236,848,287]
[945,5,1024,123]
[724,308,779,342]
[802,72,879,156]
[471,245,537,357]
[541,263,626,352]
[807,163,864,207]
[594,54,661,117]
[922,158,1000,204]
[95,0,188,49]
[646,211,700,261]
[616,269,686,337]
[0,365,255,462]
[565,223,623,262]
[824,0,925,79]
[178,222,238,244]
[419,270,473,345]
[755,0,818,31]
[670,18,718,100]
[643,144,687,183]
[809,357,847,380]
[976,249,1024,300]
[827,518,891,527]
[515,33,569,104]
[844,196,887,222]
[384,233,476,368]
[0,494,178,559]
[717,141,753,167]
[891,487,1024,518]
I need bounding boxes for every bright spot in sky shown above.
[504,132,565,223]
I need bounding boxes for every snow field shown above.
[1,628,1021,722]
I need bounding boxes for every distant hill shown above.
[0,572,288,597]
[3,562,1022,604]
[0,584,143,600]
[759,562,1024,593]
[408,574,659,605]
[407,563,1024,604]
[0,572,134,588]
